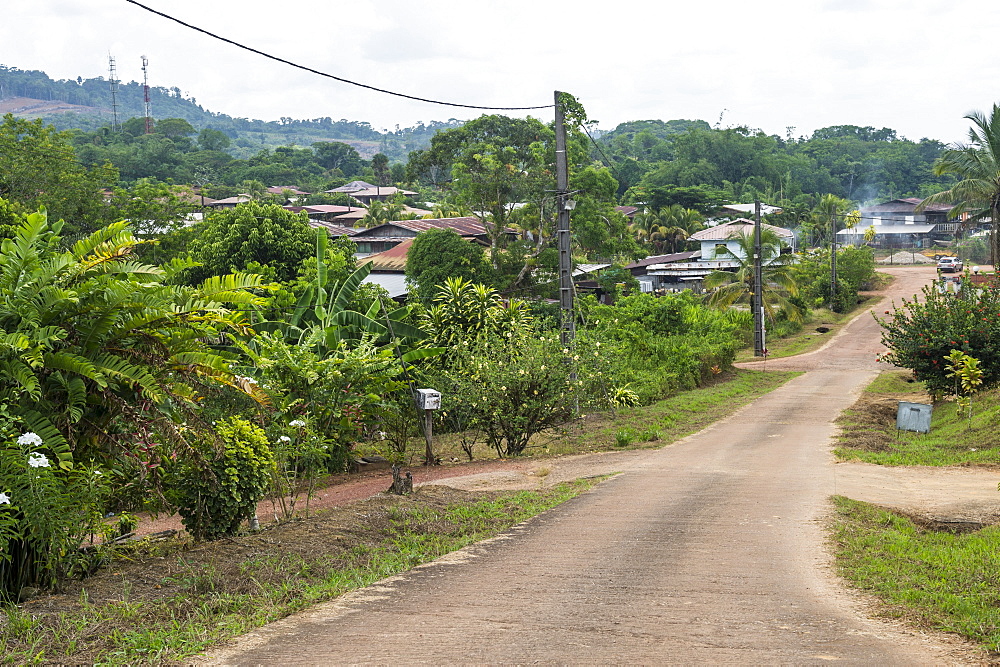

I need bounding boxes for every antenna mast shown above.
[108,54,121,132]
[141,55,153,134]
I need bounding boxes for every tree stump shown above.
[387,465,413,495]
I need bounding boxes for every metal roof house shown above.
[838,198,958,247]
[350,217,508,256]
[690,219,793,260]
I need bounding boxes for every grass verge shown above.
[830,495,1000,651]
[835,370,1000,467]
[520,368,801,457]
[0,480,602,664]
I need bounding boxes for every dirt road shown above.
[208,267,986,664]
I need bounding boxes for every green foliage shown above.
[578,292,750,403]
[169,417,274,542]
[791,245,876,313]
[0,208,267,465]
[186,201,315,283]
[422,277,533,351]
[435,336,581,457]
[405,228,494,301]
[944,349,983,423]
[0,114,117,238]
[877,282,1000,396]
[0,428,111,600]
[703,229,803,322]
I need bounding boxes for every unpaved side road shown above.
[208,267,986,664]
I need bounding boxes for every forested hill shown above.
[0,65,459,160]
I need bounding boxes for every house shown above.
[282,204,359,222]
[348,186,418,205]
[307,221,357,237]
[623,251,700,292]
[689,219,793,260]
[838,198,958,248]
[204,195,251,209]
[324,180,377,194]
[717,203,782,218]
[358,239,412,301]
[350,217,507,256]
[266,186,310,203]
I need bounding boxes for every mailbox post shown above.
[415,389,441,465]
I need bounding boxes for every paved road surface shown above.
[209,267,977,664]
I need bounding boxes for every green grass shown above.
[831,495,1000,651]
[835,374,1000,467]
[540,368,800,456]
[0,480,602,664]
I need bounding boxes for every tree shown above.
[154,118,196,140]
[921,104,1000,264]
[703,229,802,323]
[186,201,315,282]
[198,128,231,152]
[371,153,391,186]
[313,141,362,176]
[0,114,117,238]
[406,228,494,301]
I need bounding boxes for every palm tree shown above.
[921,104,1000,264]
[703,229,802,323]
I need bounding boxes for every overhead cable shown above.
[123,0,554,112]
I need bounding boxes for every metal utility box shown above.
[416,389,441,410]
[897,401,932,434]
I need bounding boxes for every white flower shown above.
[0,492,10,505]
[289,419,306,428]
[17,432,42,447]
[278,436,292,443]
[94,470,103,477]
[28,452,50,468]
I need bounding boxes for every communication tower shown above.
[141,55,153,134]
[108,54,121,132]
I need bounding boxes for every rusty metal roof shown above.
[308,220,357,236]
[353,217,491,238]
[625,251,700,269]
[357,238,413,271]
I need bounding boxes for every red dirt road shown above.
[206,266,988,664]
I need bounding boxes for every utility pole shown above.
[753,200,765,357]
[554,91,575,351]
[830,211,838,306]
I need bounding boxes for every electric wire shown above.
[123,0,554,112]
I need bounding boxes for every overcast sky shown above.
[4,0,998,144]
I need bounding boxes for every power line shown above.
[123,0,554,113]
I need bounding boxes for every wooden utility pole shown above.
[753,201,765,357]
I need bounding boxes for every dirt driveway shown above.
[204,265,995,664]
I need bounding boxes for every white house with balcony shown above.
[690,219,794,260]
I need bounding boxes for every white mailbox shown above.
[416,388,442,410]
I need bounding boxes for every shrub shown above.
[169,417,274,541]
[436,336,582,457]
[878,282,1000,396]
[0,430,110,600]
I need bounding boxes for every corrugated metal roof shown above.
[267,186,310,195]
[325,181,377,193]
[357,238,413,271]
[363,273,409,298]
[719,203,783,216]
[690,219,793,241]
[353,217,491,238]
[625,251,699,269]
[862,198,953,214]
[350,186,418,198]
[572,263,611,277]
[308,220,357,236]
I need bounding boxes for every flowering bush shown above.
[434,336,583,457]
[878,282,1000,396]
[0,432,110,600]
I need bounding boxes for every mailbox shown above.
[416,388,441,410]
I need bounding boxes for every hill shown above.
[0,65,458,161]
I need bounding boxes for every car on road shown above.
[937,256,963,273]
